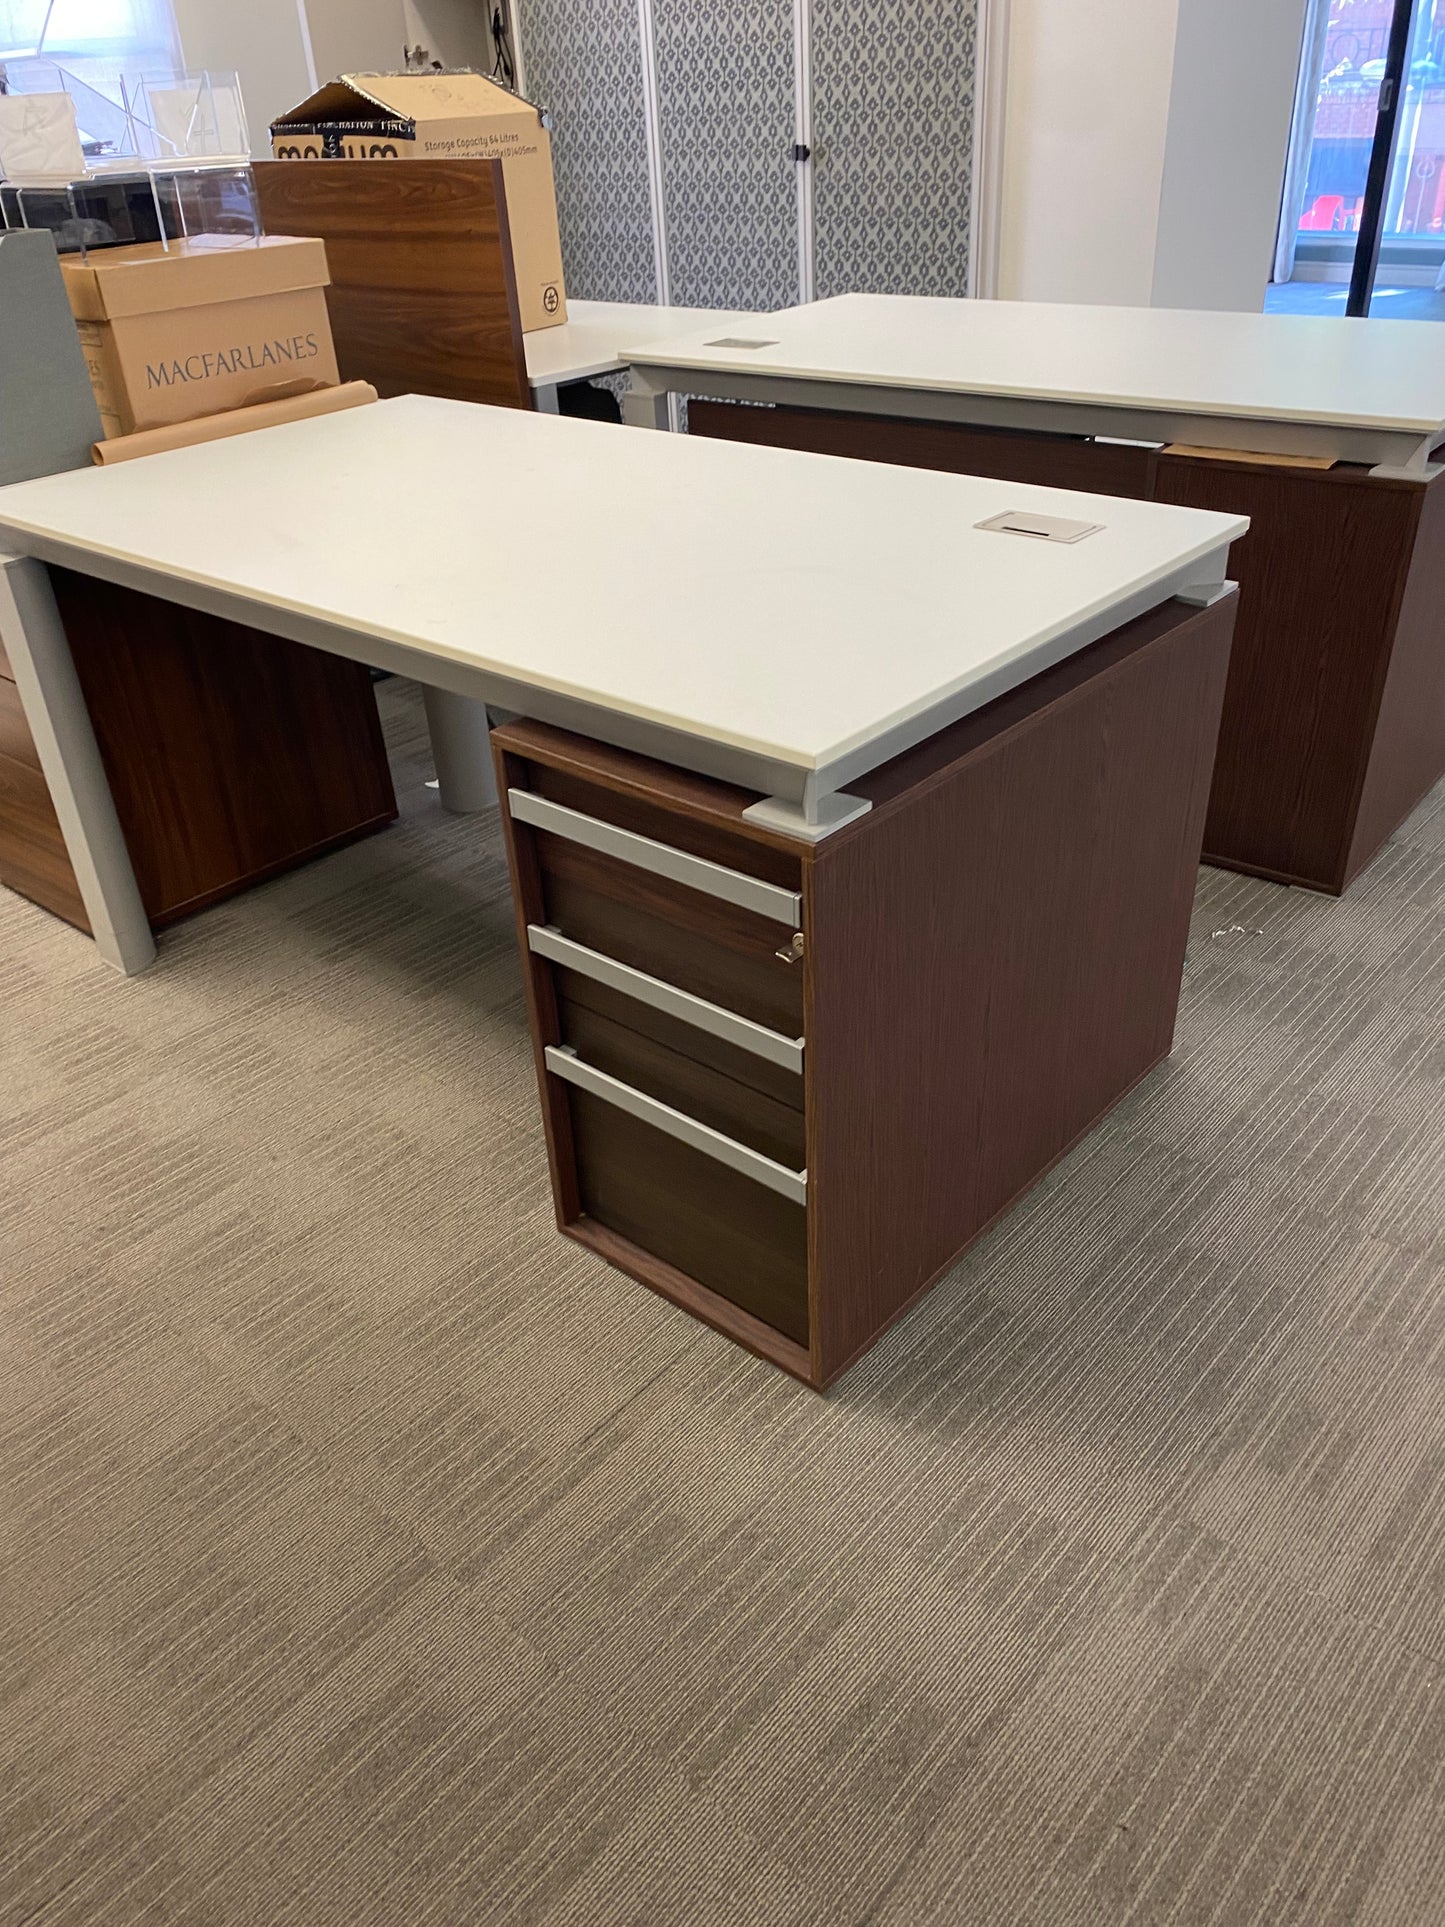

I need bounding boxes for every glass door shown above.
[1271,0,1445,319]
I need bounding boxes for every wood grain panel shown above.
[539,837,804,1034]
[1348,466,1445,882]
[492,717,806,867]
[0,748,88,930]
[688,400,1156,496]
[567,1085,809,1345]
[253,159,531,409]
[527,762,802,890]
[557,986,807,1167]
[52,568,397,927]
[806,595,1235,1385]
[566,1217,814,1383]
[558,967,804,1110]
[1152,454,1419,892]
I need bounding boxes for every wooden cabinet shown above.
[494,589,1236,1389]
[253,159,532,411]
[0,569,398,940]
[691,399,1445,895]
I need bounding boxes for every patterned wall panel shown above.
[651,0,800,311]
[517,0,658,302]
[810,0,979,300]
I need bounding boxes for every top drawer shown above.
[509,788,800,926]
[507,760,807,1037]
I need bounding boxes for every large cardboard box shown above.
[269,73,566,332]
[61,234,339,438]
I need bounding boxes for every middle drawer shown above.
[550,963,806,1170]
[532,831,805,1036]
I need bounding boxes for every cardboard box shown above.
[269,73,566,332]
[61,234,339,438]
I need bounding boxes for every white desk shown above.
[525,300,754,415]
[0,392,1250,1382]
[624,293,1445,895]
[624,292,1445,473]
[0,392,1242,974]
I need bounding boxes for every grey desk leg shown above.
[421,685,498,812]
[0,554,155,975]
[621,376,672,432]
[532,382,561,415]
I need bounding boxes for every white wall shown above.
[173,0,449,156]
[305,0,408,81]
[171,0,314,153]
[1151,0,1308,311]
[402,0,493,70]
[996,0,1181,306]
[996,0,1309,313]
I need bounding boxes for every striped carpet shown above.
[4,678,1445,1927]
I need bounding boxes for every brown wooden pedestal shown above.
[0,571,397,937]
[690,400,1445,894]
[494,592,1235,1389]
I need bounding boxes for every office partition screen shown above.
[517,0,982,310]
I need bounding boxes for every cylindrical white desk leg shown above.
[421,686,498,813]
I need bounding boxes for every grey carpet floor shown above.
[4,678,1445,1927]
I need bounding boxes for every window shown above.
[0,1,180,76]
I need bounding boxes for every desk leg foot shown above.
[622,383,672,432]
[742,790,873,842]
[0,555,155,975]
[421,686,498,812]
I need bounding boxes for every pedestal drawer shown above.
[537,836,804,1036]
[564,1083,809,1346]
[556,973,806,1169]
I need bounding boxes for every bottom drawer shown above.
[566,1085,810,1346]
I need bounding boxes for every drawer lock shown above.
[775,931,805,965]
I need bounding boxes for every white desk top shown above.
[0,394,1243,795]
[525,300,753,389]
[625,292,1445,438]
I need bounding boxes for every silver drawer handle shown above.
[545,1045,807,1206]
[509,788,802,927]
[528,924,804,1074]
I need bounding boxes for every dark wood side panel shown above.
[567,1086,809,1346]
[253,158,531,410]
[52,568,397,927]
[1152,454,1419,892]
[1348,465,1445,883]
[806,595,1235,1385]
[687,400,1157,497]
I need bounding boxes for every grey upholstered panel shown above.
[0,230,103,484]
[518,0,658,302]
[811,0,979,299]
[652,0,800,310]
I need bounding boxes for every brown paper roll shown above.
[91,382,379,465]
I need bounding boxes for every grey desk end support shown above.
[0,230,103,485]
[0,233,153,972]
